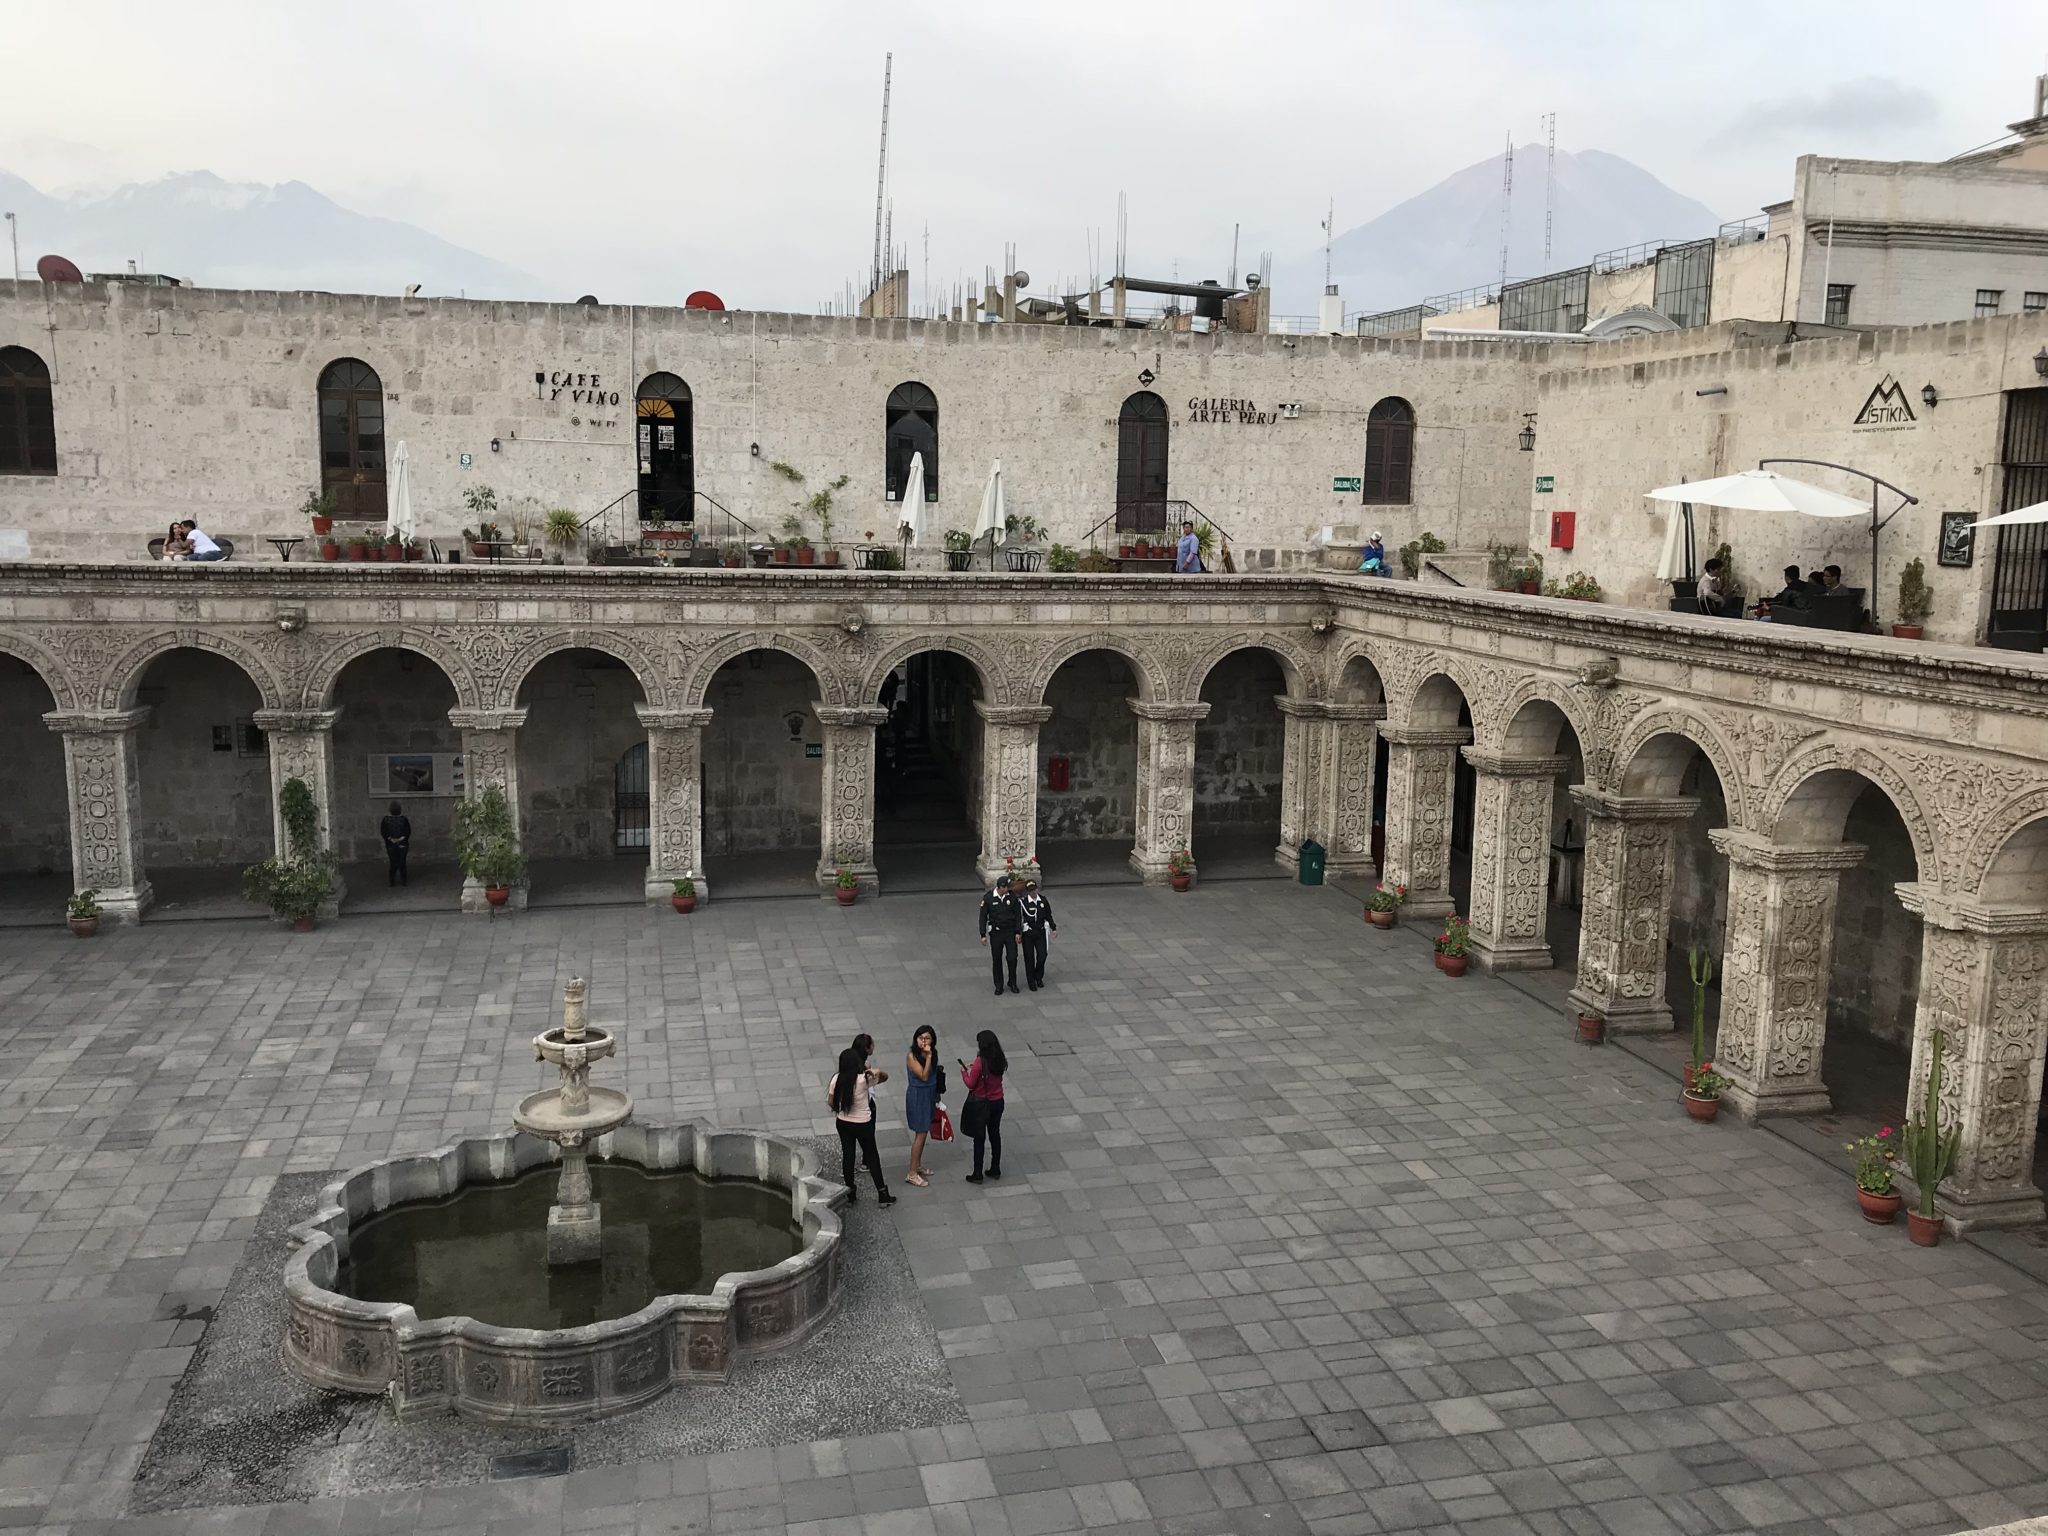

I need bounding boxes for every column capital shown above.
[813,704,890,728]
[1462,747,1568,777]
[1275,695,1327,720]
[1128,699,1210,722]
[1570,786,1698,822]
[251,707,342,734]
[448,707,528,731]
[973,702,1054,727]
[44,707,150,736]
[635,704,714,731]
[1708,828,1867,873]
[1895,883,2048,935]
[1380,725,1468,749]
[1324,702,1387,723]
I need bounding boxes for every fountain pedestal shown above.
[512,978,634,1266]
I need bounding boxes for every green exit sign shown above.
[804,742,822,759]
[1535,475,1555,493]
[1332,475,1362,494]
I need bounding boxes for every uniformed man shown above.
[1016,878,1056,991]
[978,874,1022,995]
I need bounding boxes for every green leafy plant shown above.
[67,888,100,919]
[1434,914,1470,959]
[453,784,526,890]
[943,528,973,552]
[1365,882,1408,913]
[768,460,805,483]
[1689,1060,1730,1100]
[1710,541,1739,602]
[1901,1030,1960,1216]
[1513,551,1545,587]
[866,546,904,570]
[1004,511,1042,543]
[834,865,860,891]
[720,541,743,562]
[1487,542,1520,589]
[1846,1129,1897,1195]
[346,532,370,551]
[462,484,499,518]
[1195,522,1218,565]
[299,488,337,522]
[242,777,336,922]
[1897,557,1934,625]
[672,876,696,897]
[1687,947,1714,1075]
[1167,847,1193,876]
[543,508,583,552]
[1546,570,1602,600]
[1077,549,1116,573]
[1397,530,1446,579]
[1046,543,1079,572]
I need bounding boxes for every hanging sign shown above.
[1332,475,1362,493]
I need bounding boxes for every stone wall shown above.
[134,651,272,868]
[329,651,462,864]
[1829,786,1923,1047]
[0,662,66,874]
[515,651,647,860]
[1038,651,1138,841]
[1194,650,1286,838]
[701,652,821,856]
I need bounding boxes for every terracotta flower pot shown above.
[68,915,98,938]
[1577,1013,1605,1044]
[773,548,791,565]
[1856,1188,1902,1224]
[797,547,816,566]
[1365,908,1395,929]
[1518,580,1539,595]
[364,544,383,562]
[823,550,842,567]
[291,914,315,933]
[724,558,741,568]
[1891,624,1924,640]
[347,546,367,561]
[672,893,696,914]
[1170,871,1192,891]
[1682,1062,1697,1092]
[1682,1090,1720,1122]
[384,542,403,561]
[319,542,340,561]
[835,886,857,905]
[1434,952,1468,976]
[471,542,490,556]
[1906,1209,1943,1246]
[484,886,510,908]
[311,516,333,535]
[1119,544,1135,558]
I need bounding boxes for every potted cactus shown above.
[66,888,101,938]
[1432,914,1470,976]
[833,865,860,906]
[1167,847,1193,892]
[1685,947,1713,1090]
[1894,557,1933,640]
[672,875,698,914]
[1363,882,1407,928]
[1901,1030,1960,1245]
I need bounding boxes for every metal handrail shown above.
[1423,558,1465,587]
[1591,239,1679,273]
[1718,213,1770,245]
[1082,501,1234,551]
[693,491,755,539]
[579,487,637,532]
[1419,281,1504,313]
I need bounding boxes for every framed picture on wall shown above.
[1938,511,1975,569]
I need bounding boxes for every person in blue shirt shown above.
[1174,519,1204,573]
[1358,531,1389,577]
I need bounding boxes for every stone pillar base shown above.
[645,873,707,905]
[1921,1183,2045,1233]
[1406,896,1456,921]
[99,882,154,925]
[1469,937,1552,973]
[462,877,529,913]
[546,1203,602,1265]
[1129,849,1186,886]
[1569,986,1670,1035]
[818,860,878,897]
[1721,1082,1831,1121]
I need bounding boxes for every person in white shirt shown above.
[181,521,227,562]
[1695,557,1726,616]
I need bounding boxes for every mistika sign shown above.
[1852,374,1917,432]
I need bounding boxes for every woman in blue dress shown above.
[903,1025,940,1187]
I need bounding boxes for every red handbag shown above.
[931,1104,954,1142]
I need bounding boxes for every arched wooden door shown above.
[1115,390,1169,533]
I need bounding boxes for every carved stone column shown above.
[1894,888,2048,1232]
[1567,787,1696,1034]
[449,706,527,913]
[252,708,346,914]
[1709,831,1867,1119]
[1463,748,1568,972]
[1275,696,1326,873]
[637,704,713,905]
[1322,704,1385,880]
[814,704,888,895]
[1378,726,1466,918]
[1129,700,1208,884]
[44,707,153,923]
[974,703,1054,887]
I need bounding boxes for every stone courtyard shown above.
[5,879,2048,1536]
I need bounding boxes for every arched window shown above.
[1362,396,1415,505]
[885,382,938,502]
[636,372,694,523]
[1115,390,1169,532]
[0,346,56,476]
[317,358,386,519]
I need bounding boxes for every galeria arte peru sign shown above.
[1186,397,1280,426]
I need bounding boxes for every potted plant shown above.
[1894,557,1933,639]
[346,532,370,562]
[1167,847,1194,892]
[242,778,335,931]
[1433,914,1470,976]
[1552,571,1601,601]
[1683,1061,1728,1122]
[1901,1030,1960,1245]
[721,541,744,568]
[1363,882,1407,928]
[406,537,425,563]
[944,528,974,571]
[1078,549,1116,573]
[792,535,816,567]
[544,508,582,564]
[772,538,793,566]
[1847,1129,1901,1223]
[1685,947,1714,1090]
[318,532,341,561]
[833,865,860,905]
[1397,531,1446,580]
[1118,535,1136,558]
[453,784,525,909]
[1577,1011,1605,1044]
[672,875,698,914]
[382,527,404,561]
[1515,554,1544,595]
[1047,543,1080,573]
[302,488,336,536]
[66,888,100,938]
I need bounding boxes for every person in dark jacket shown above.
[379,801,412,886]
[978,875,1022,995]
[1016,878,1056,991]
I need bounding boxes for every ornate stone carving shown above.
[448,707,528,912]
[974,703,1052,884]
[1128,700,1207,881]
[814,704,888,890]
[252,710,342,898]
[306,629,483,709]
[45,708,152,920]
[1566,788,1696,1033]
[1325,705,1382,875]
[636,704,712,903]
[1462,750,1567,971]
[1379,726,1465,916]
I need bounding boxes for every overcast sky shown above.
[4,0,2043,312]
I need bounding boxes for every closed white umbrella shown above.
[1970,500,2048,528]
[1644,468,1868,519]
[386,439,415,543]
[900,452,927,545]
[1654,503,1689,582]
[974,459,1005,558]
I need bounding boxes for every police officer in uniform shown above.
[1017,878,1056,991]
[978,874,1022,995]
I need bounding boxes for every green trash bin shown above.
[1298,838,1325,885]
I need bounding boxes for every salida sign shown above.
[1852,374,1917,432]
[534,369,622,406]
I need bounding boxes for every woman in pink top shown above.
[827,1034,895,1206]
[959,1029,1007,1184]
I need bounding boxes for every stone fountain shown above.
[513,977,634,1264]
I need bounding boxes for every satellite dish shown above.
[683,290,725,311]
[576,294,599,306]
[36,255,84,284]
[1011,269,1030,288]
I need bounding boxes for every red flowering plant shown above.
[1365,882,1408,914]
[1167,847,1193,876]
[1433,914,1470,958]
[1846,1128,1897,1195]
[1689,1060,1730,1101]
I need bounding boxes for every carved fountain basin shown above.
[282,1123,843,1422]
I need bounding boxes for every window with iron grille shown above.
[1976,289,2004,318]
[1362,398,1415,505]
[1825,284,1853,326]
[2026,292,2048,313]
[0,345,57,476]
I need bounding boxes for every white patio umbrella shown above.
[899,452,927,546]
[385,439,415,543]
[1644,468,1869,519]
[1654,503,1690,582]
[1970,500,2048,528]
[974,459,1005,562]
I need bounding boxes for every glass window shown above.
[1501,268,1590,333]
[1362,397,1415,505]
[2025,292,2048,313]
[1976,289,2004,318]
[1825,284,1853,326]
[315,358,386,518]
[1652,241,1715,329]
[0,345,56,476]
[884,382,938,501]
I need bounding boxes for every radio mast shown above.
[1497,134,1514,293]
[1542,113,1557,265]
[870,53,892,299]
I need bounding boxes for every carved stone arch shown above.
[1326,637,1389,704]
[1759,739,1939,878]
[1354,642,1432,724]
[1609,707,1751,826]
[0,632,80,709]
[859,632,1007,706]
[106,628,288,710]
[1028,631,1164,703]
[307,630,482,709]
[1187,630,1317,700]
[500,629,670,708]
[1965,784,2048,897]
[682,630,845,707]
[1487,675,1594,757]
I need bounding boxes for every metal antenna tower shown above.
[1497,134,1514,293]
[870,53,892,298]
[1322,198,1334,290]
[1542,113,1557,265]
